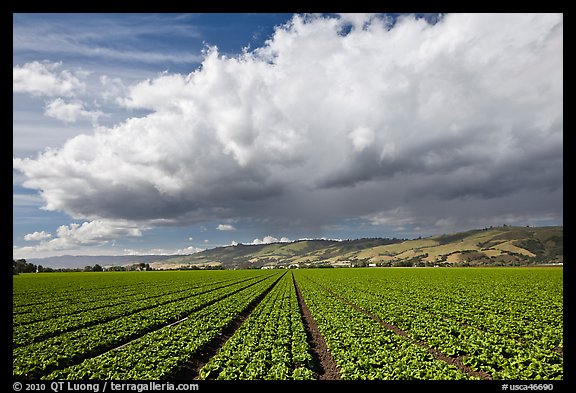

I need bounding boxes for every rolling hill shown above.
[152,225,563,269]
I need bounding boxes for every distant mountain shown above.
[26,255,178,269]
[26,226,562,270]
[152,225,562,269]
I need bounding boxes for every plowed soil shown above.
[292,273,341,380]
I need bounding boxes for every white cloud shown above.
[23,231,52,241]
[13,61,85,97]
[44,98,104,124]
[14,220,144,257]
[348,126,375,152]
[119,73,193,110]
[216,224,237,231]
[251,236,291,245]
[100,75,127,103]
[176,246,204,254]
[55,220,142,243]
[13,14,563,242]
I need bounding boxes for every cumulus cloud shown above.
[13,61,85,97]
[251,236,291,245]
[348,126,375,153]
[55,220,143,244]
[177,246,204,254]
[23,231,52,241]
[13,13,563,239]
[100,75,127,103]
[216,224,237,231]
[44,98,104,124]
[15,220,144,256]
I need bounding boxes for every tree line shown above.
[13,259,154,274]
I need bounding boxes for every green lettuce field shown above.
[13,268,563,380]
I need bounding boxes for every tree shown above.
[39,266,55,272]
[13,259,37,274]
[93,264,103,272]
[107,266,126,271]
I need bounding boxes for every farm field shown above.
[12,267,563,380]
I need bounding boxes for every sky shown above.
[13,13,563,259]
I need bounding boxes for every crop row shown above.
[293,273,472,380]
[45,272,284,379]
[13,272,161,308]
[13,274,258,347]
[297,268,563,380]
[13,277,238,324]
[199,272,315,380]
[13,268,562,381]
[13,271,242,313]
[13,272,278,379]
[350,269,562,349]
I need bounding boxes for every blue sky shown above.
[13,13,563,258]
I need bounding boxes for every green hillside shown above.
[151,226,563,270]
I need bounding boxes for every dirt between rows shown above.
[170,273,285,380]
[552,346,563,357]
[174,272,341,380]
[291,273,341,380]
[174,272,502,381]
[315,281,493,380]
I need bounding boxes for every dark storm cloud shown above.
[14,13,563,243]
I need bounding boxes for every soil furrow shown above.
[313,278,492,380]
[170,272,286,380]
[552,346,563,357]
[291,273,341,380]
[97,274,275,357]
